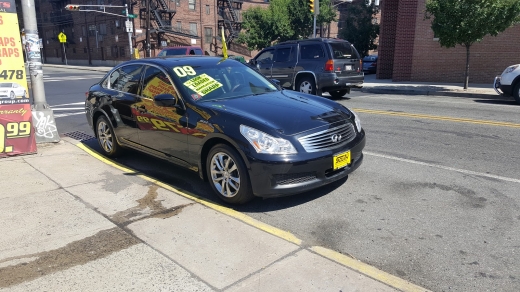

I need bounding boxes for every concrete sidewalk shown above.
[0,136,429,291]
[42,63,502,100]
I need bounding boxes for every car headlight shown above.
[240,125,297,154]
[504,65,519,74]
[350,110,362,132]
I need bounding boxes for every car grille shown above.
[273,172,317,185]
[298,123,356,153]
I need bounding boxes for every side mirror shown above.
[271,79,282,90]
[249,59,257,66]
[154,93,178,107]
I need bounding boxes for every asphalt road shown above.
[44,67,520,292]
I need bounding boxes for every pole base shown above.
[31,108,60,143]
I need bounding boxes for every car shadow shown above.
[81,138,345,210]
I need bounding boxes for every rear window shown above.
[363,56,377,62]
[329,42,359,60]
[158,48,188,56]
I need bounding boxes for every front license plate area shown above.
[333,151,351,170]
[345,65,352,71]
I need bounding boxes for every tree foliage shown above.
[337,1,379,57]
[425,0,520,88]
[238,0,335,51]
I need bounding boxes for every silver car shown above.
[0,82,27,99]
[494,64,520,104]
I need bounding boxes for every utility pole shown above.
[21,0,60,143]
[146,0,151,57]
[84,12,93,65]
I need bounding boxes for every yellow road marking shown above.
[76,142,429,292]
[352,108,520,128]
[311,246,431,292]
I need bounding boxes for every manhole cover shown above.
[63,131,95,142]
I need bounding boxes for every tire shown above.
[513,82,520,105]
[297,76,317,95]
[206,144,254,204]
[9,91,15,99]
[22,91,27,98]
[329,90,348,100]
[96,115,122,157]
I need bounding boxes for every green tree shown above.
[425,0,520,89]
[338,1,379,57]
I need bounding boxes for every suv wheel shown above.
[297,76,317,95]
[329,90,348,100]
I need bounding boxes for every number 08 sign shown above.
[0,0,37,158]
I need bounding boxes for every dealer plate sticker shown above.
[333,150,351,170]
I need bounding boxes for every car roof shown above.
[114,56,237,69]
[161,46,201,49]
[277,38,352,46]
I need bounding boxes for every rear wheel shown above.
[96,115,122,157]
[329,90,348,100]
[297,76,317,95]
[206,144,254,204]
[9,91,15,99]
[513,82,520,104]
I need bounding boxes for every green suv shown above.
[249,38,364,99]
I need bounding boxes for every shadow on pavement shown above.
[80,138,344,211]
[473,98,518,105]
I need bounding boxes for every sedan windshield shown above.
[0,83,13,88]
[170,59,279,102]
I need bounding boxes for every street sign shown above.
[127,14,138,18]
[58,32,67,43]
[125,21,133,33]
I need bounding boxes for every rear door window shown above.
[273,47,293,63]
[329,42,359,60]
[107,64,144,95]
[300,44,324,60]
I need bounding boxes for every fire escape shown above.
[217,0,242,45]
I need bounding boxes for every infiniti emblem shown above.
[331,134,342,143]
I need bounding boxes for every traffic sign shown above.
[125,21,133,33]
[58,32,67,43]
[127,14,138,18]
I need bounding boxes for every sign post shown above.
[0,0,37,157]
[58,32,67,65]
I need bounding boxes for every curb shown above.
[359,87,501,99]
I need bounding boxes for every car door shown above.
[103,64,144,144]
[135,65,189,162]
[253,49,275,78]
[270,45,297,88]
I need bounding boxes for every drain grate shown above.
[63,131,95,142]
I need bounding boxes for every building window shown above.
[175,0,180,6]
[189,23,197,36]
[120,47,126,57]
[206,4,210,14]
[176,21,182,31]
[82,26,86,37]
[188,0,195,10]
[204,27,212,43]
[84,47,87,53]
[99,23,107,35]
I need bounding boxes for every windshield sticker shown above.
[183,73,223,96]
[191,93,202,101]
[173,66,196,77]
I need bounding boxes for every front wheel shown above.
[329,90,348,100]
[96,115,122,157]
[513,82,520,104]
[9,91,15,99]
[206,144,254,204]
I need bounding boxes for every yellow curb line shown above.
[353,108,520,128]
[311,246,431,292]
[77,142,430,292]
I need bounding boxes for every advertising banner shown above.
[0,0,37,157]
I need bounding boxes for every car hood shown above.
[203,90,352,136]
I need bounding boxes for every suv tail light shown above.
[358,59,362,73]
[325,60,334,72]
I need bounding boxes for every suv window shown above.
[329,42,359,60]
[256,50,274,64]
[141,66,179,99]
[300,44,324,60]
[107,64,143,94]
[274,47,292,62]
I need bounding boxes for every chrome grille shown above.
[298,123,356,153]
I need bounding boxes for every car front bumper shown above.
[247,133,366,198]
[494,76,513,96]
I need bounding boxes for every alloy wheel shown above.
[210,152,240,198]
[97,120,113,153]
[299,81,313,94]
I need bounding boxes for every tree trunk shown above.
[464,44,470,90]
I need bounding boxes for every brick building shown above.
[35,0,271,65]
[378,0,520,83]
